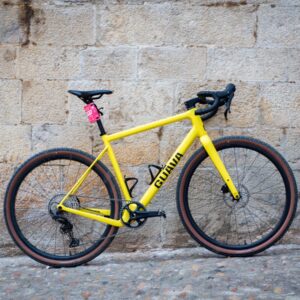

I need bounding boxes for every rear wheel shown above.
[177,136,297,256]
[4,148,121,267]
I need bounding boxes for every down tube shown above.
[140,127,198,207]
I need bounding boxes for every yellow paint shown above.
[58,108,240,226]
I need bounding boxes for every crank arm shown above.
[134,210,166,219]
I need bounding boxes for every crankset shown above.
[121,201,166,228]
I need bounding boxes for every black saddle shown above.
[68,90,113,102]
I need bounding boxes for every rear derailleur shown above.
[52,214,80,248]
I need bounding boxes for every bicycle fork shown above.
[192,116,240,201]
[200,134,240,200]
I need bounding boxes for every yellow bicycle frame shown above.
[57,108,240,227]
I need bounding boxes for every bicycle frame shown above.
[57,108,240,227]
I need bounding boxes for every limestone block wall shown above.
[0,0,299,255]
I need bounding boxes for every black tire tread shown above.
[4,148,121,267]
[176,136,298,257]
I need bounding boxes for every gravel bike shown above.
[4,84,298,267]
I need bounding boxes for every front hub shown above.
[223,184,250,209]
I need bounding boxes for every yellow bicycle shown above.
[4,84,298,267]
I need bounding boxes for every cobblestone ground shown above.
[0,245,299,300]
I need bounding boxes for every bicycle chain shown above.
[62,197,169,248]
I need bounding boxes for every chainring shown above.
[121,201,147,228]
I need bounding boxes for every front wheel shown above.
[177,136,297,256]
[4,148,121,267]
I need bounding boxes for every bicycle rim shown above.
[4,148,121,267]
[177,136,297,255]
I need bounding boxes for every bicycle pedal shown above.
[135,210,166,219]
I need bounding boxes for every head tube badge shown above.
[84,103,100,123]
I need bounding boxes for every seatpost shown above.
[97,119,106,136]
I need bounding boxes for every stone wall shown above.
[0,0,299,256]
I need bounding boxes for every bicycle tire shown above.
[177,136,297,256]
[4,148,121,267]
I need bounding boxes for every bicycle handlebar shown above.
[184,84,236,121]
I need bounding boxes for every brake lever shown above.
[224,94,234,120]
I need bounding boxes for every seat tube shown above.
[102,136,131,201]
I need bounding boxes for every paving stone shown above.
[0,245,299,299]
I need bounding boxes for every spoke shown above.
[250,196,277,206]
[78,175,102,195]
[27,173,50,197]
[201,168,224,185]
[233,148,241,190]
[71,221,112,248]
[35,222,56,250]
[72,223,89,251]
[250,179,283,195]
[240,152,260,183]
[189,199,224,211]
[248,202,279,222]
[233,208,240,245]
[188,189,226,201]
[18,178,50,202]
[46,162,61,191]
[40,166,58,194]
[244,207,272,232]
[247,204,265,235]
[59,163,64,193]
[70,216,106,237]
[225,207,234,244]
[18,188,49,203]
[251,200,282,214]
[242,208,252,244]
[241,148,248,185]
[62,232,67,256]
[251,190,282,195]
[195,173,224,189]
[195,204,226,225]
[62,159,72,189]
[54,224,58,255]
[247,164,278,193]
[17,211,49,222]
[23,218,53,243]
